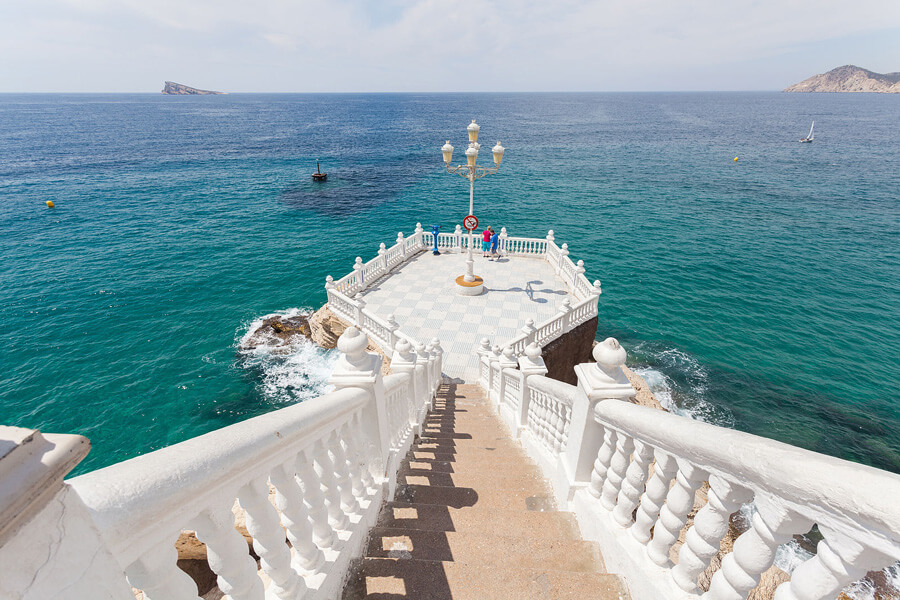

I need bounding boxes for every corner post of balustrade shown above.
[0,427,136,600]
[574,259,585,289]
[414,222,424,247]
[325,274,334,297]
[378,242,388,275]
[497,346,518,412]
[387,314,400,349]
[558,298,572,332]
[397,232,406,259]
[423,341,435,396]
[545,230,555,258]
[518,343,549,430]
[353,256,365,289]
[390,339,419,435]
[557,243,569,273]
[453,224,463,252]
[354,292,366,328]
[488,345,503,405]
[431,338,444,391]
[499,227,508,254]
[414,341,431,418]
[565,338,635,490]
[329,327,389,480]
[521,319,537,347]
[477,338,492,388]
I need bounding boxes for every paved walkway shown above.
[342,383,627,600]
[360,251,572,381]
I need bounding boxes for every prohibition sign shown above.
[463,215,479,231]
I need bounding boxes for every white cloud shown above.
[0,0,898,91]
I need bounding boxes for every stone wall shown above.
[540,316,598,385]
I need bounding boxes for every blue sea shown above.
[1,92,898,477]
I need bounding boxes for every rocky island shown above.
[784,65,900,93]
[161,81,225,95]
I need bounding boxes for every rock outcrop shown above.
[784,65,900,93]
[162,81,225,95]
[240,314,311,352]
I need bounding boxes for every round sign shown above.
[463,215,479,231]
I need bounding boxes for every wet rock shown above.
[241,314,311,352]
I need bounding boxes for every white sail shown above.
[808,121,814,140]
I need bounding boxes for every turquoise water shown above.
[1,93,898,475]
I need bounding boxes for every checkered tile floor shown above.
[360,250,572,382]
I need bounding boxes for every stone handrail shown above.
[0,327,444,600]
[481,338,900,600]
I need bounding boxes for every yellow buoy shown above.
[46,200,55,208]
[733,157,739,162]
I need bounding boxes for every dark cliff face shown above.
[162,81,225,95]
[784,65,900,93]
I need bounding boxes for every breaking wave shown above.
[237,308,338,405]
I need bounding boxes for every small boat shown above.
[799,121,814,143]
[312,160,327,181]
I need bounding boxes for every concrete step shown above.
[342,557,628,600]
[365,527,605,571]
[394,483,557,512]
[397,470,550,494]
[376,502,583,541]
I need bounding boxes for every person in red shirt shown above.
[481,226,493,257]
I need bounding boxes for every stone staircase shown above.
[342,383,629,600]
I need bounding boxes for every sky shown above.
[1,0,899,92]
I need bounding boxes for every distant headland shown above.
[161,81,225,95]
[784,65,900,93]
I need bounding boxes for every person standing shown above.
[489,227,500,260]
[481,226,493,257]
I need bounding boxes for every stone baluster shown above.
[191,505,265,600]
[414,222,424,246]
[477,337,492,387]
[423,341,435,394]
[646,459,709,567]
[672,475,754,592]
[550,400,565,452]
[397,232,405,259]
[773,529,893,600]
[574,259,585,289]
[237,476,307,599]
[612,439,654,526]
[569,338,636,495]
[378,242,388,274]
[521,319,536,347]
[631,450,678,543]
[313,438,351,531]
[328,429,362,515]
[454,224,462,252]
[589,427,617,498]
[557,243,569,273]
[342,417,375,493]
[497,346,518,409]
[431,338,443,390]
[127,543,201,600]
[294,448,336,549]
[600,431,635,511]
[558,298,572,332]
[353,257,364,289]
[489,345,503,403]
[268,459,325,570]
[517,343,548,431]
[703,499,811,600]
[354,292,365,327]
[387,314,400,349]
[499,226,508,254]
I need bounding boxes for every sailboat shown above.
[799,121,814,143]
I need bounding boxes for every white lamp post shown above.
[442,119,505,295]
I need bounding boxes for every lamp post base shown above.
[455,275,484,296]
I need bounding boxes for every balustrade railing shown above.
[479,337,900,600]
[22,327,444,600]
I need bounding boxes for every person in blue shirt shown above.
[489,229,500,260]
